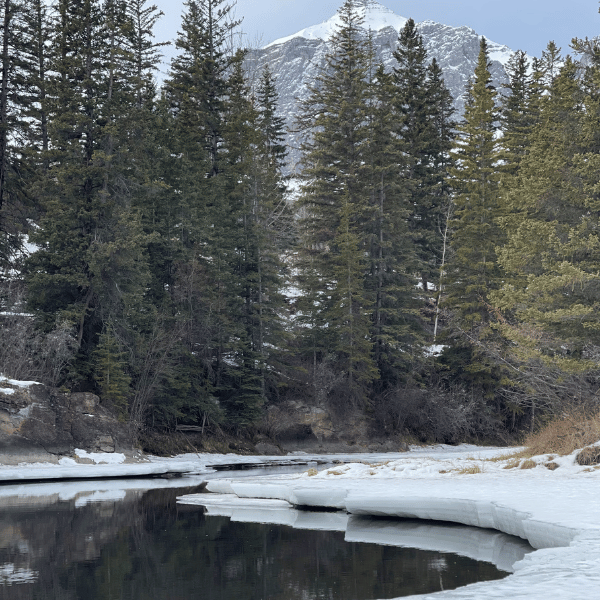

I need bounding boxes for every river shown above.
[0,473,532,599]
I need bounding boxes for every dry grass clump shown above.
[519,410,600,457]
[575,445,600,466]
[457,465,482,475]
[520,459,537,470]
[503,458,521,469]
[307,468,318,476]
[545,461,560,470]
[486,452,522,463]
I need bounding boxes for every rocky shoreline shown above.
[0,377,132,464]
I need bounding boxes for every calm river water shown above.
[0,476,531,599]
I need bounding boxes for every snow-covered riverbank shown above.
[176,444,600,600]
[1,432,599,598]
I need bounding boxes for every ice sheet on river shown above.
[178,445,600,600]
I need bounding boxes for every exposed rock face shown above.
[266,400,407,454]
[245,1,514,171]
[0,382,131,460]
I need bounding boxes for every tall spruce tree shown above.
[295,0,377,405]
[249,65,292,402]
[25,0,108,386]
[392,18,435,292]
[499,50,534,174]
[0,0,45,267]
[424,57,456,341]
[493,58,592,358]
[390,21,455,351]
[442,37,503,398]
[446,37,502,329]
[364,61,424,389]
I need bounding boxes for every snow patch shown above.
[74,449,126,464]
[0,375,40,388]
[180,446,600,599]
[265,0,407,48]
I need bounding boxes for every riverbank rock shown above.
[254,442,285,456]
[266,400,408,454]
[0,380,131,463]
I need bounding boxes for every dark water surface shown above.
[0,481,516,600]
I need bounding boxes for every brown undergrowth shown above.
[519,410,600,457]
[482,410,600,468]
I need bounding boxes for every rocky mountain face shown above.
[245,0,514,171]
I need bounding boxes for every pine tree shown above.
[446,38,502,330]
[424,57,456,341]
[25,0,107,375]
[364,62,422,388]
[392,19,433,291]
[493,58,592,357]
[250,65,292,400]
[19,0,53,174]
[499,50,534,174]
[0,0,46,267]
[159,0,270,429]
[92,324,132,419]
[295,0,377,405]
[441,37,504,400]
[488,57,598,423]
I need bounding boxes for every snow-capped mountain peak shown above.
[248,1,518,171]
[265,0,408,49]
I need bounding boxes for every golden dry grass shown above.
[520,459,537,470]
[307,468,318,476]
[456,465,482,475]
[575,445,600,466]
[517,410,600,457]
[503,458,521,469]
[485,452,522,463]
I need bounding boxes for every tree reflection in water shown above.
[0,486,510,599]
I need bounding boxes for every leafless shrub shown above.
[260,404,297,439]
[125,318,185,438]
[38,320,78,386]
[371,384,501,444]
[0,281,77,384]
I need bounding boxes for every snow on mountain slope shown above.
[265,0,408,48]
[246,1,517,171]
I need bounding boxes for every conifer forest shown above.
[2,0,600,444]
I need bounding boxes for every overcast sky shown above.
[152,0,600,75]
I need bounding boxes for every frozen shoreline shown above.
[177,445,600,600]
[1,443,599,598]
